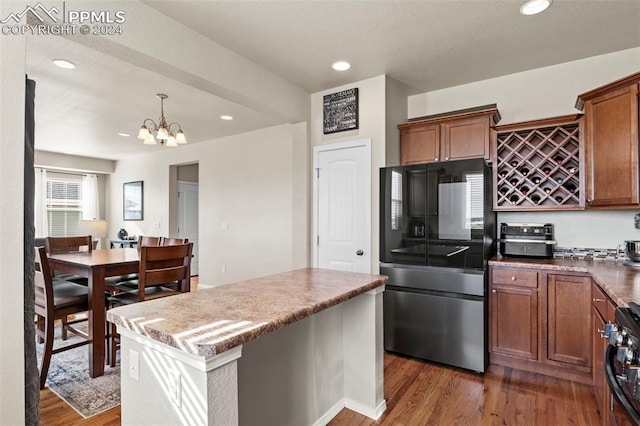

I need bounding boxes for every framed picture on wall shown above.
[123,181,143,221]
[323,87,359,134]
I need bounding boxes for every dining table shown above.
[47,248,139,377]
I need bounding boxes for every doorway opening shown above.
[169,163,199,276]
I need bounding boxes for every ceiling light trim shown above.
[332,61,351,71]
[520,0,551,15]
[52,59,76,69]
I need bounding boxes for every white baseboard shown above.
[312,399,347,426]
[312,398,387,426]
[345,398,387,420]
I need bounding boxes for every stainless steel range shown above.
[605,302,640,424]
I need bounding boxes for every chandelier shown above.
[136,94,187,147]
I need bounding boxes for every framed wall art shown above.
[323,87,359,134]
[123,181,143,221]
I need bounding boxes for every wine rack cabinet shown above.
[493,114,584,211]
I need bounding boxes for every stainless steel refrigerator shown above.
[380,158,496,373]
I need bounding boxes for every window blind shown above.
[464,172,484,229]
[46,173,83,237]
[391,170,402,231]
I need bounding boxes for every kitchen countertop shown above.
[107,267,387,358]
[489,256,640,307]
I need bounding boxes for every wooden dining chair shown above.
[44,235,95,338]
[106,236,163,291]
[45,235,93,254]
[108,243,193,366]
[160,237,188,246]
[138,235,162,247]
[34,247,91,389]
[44,236,93,284]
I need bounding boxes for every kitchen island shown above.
[107,268,387,425]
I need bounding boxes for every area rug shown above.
[36,324,121,418]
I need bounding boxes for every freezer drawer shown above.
[383,288,487,372]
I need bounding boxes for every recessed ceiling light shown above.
[118,133,130,137]
[520,0,551,15]
[332,61,351,71]
[52,59,76,69]
[220,115,234,121]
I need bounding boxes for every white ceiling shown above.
[27,0,640,160]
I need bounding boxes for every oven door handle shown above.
[605,345,640,423]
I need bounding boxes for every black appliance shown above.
[605,303,640,424]
[499,222,556,258]
[380,158,495,373]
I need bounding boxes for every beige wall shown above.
[408,47,640,125]
[35,150,115,174]
[109,123,308,286]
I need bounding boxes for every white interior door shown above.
[177,181,199,276]
[314,140,371,273]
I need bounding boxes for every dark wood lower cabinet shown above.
[593,304,609,422]
[489,266,592,385]
[548,274,591,366]
[491,285,538,360]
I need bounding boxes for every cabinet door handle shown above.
[511,276,517,281]
[435,157,439,161]
[593,298,605,303]
[445,157,449,161]
[586,198,592,204]
[492,289,496,293]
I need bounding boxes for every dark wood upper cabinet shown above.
[577,72,640,208]
[399,105,500,165]
[400,124,440,165]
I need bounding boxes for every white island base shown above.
[117,286,385,425]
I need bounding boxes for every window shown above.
[391,170,402,230]
[464,172,484,229]
[46,172,83,237]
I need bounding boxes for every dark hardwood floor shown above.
[41,351,601,425]
[330,354,601,425]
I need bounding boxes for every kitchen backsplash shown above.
[553,246,622,261]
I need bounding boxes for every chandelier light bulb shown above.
[143,133,157,145]
[166,137,178,147]
[156,127,169,140]
[137,126,149,140]
[176,130,187,144]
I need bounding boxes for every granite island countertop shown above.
[107,267,387,358]
[489,256,640,307]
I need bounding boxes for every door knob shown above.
[356,249,364,256]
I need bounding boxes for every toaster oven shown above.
[499,223,556,258]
